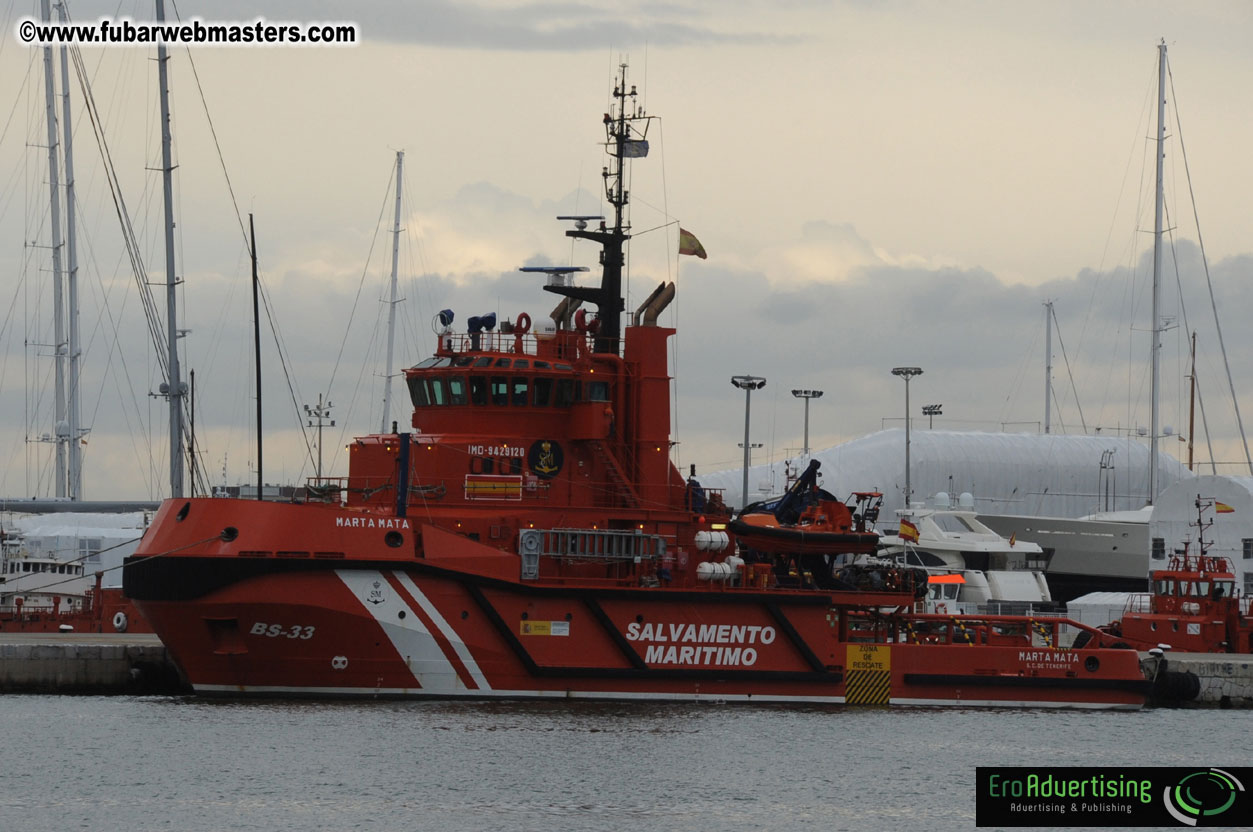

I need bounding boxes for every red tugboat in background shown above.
[124,65,1150,708]
[1089,498,1252,654]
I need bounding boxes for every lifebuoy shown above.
[935,602,947,615]
[112,611,129,633]
[575,308,589,332]
[515,312,532,335]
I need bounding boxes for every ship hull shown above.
[130,557,1148,709]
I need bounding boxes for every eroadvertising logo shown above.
[976,767,1249,827]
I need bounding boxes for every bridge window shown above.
[512,377,529,406]
[588,381,610,402]
[428,377,449,406]
[533,377,553,407]
[513,360,529,369]
[469,377,488,406]
[495,358,512,368]
[1151,538,1165,560]
[448,376,468,406]
[556,379,579,407]
[491,377,509,406]
[407,376,430,407]
[1243,539,1252,559]
[473,357,493,368]
[1245,574,1253,596]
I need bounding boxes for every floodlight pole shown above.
[731,375,766,510]
[791,389,823,456]
[892,367,923,507]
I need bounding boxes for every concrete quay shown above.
[1144,651,1253,708]
[0,633,185,694]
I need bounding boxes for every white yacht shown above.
[877,492,1055,615]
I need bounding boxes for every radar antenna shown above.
[545,62,654,354]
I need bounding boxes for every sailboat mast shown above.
[1148,39,1166,505]
[1043,301,1052,434]
[40,0,67,499]
[381,150,404,434]
[56,1,82,500]
[156,0,184,498]
[1187,331,1196,471]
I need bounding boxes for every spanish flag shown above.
[678,227,707,259]
[900,518,920,543]
[1216,501,1235,514]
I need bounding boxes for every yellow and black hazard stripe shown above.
[845,669,891,705]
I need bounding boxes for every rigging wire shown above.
[1167,62,1252,475]
[323,162,396,471]
[1049,304,1087,433]
[1074,54,1157,431]
[168,2,318,484]
[1163,200,1217,474]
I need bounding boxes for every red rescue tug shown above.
[125,65,1149,708]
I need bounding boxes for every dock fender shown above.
[112,611,129,633]
[1151,661,1201,704]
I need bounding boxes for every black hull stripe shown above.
[902,673,1152,694]
[124,554,842,606]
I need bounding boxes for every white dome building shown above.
[702,429,1193,519]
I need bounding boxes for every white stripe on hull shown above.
[191,684,1141,709]
[335,569,468,692]
[394,571,490,689]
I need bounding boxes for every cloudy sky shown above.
[1,0,1251,500]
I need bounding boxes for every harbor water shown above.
[0,696,1247,831]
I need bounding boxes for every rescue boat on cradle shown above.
[729,459,881,560]
[123,64,1150,708]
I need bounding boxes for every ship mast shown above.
[549,62,653,353]
[381,150,404,433]
[1043,300,1052,435]
[1148,39,1166,505]
[156,0,185,498]
[39,0,67,498]
[56,0,83,499]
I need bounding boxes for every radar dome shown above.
[534,318,558,340]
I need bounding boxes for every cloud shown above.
[743,220,965,287]
[202,0,794,51]
[666,237,1253,476]
[5,152,1252,499]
